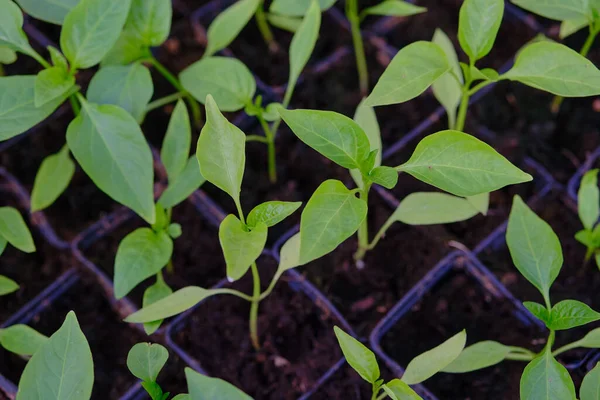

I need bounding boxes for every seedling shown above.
[0,206,35,296]
[124,96,367,350]
[366,0,600,131]
[279,101,532,264]
[576,169,600,269]
[444,196,600,398]
[334,326,467,400]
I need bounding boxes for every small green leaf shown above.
[398,130,532,197]
[87,64,154,122]
[0,46,17,64]
[578,169,599,231]
[102,30,147,66]
[142,381,165,400]
[0,324,47,356]
[158,156,205,209]
[365,41,449,107]
[205,0,260,57]
[0,0,35,57]
[219,214,267,282]
[361,0,426,18]
[31,146,75,212]
[369,166,398,189]
[0,236,6,256]
[269,0,335,16]
[391,192,481,225]
[143,277,173,335]
[576,229,595,248]
[560,17,588,38]
[180,57,256,112]
[266,13,302,32]
[247,201,302,228]
[127,343,169,382]
[442,341,510,373]
[581,362,600,400]
[383,379,423,400]
[34,67,75,107]
[467,192,490,215]
[334,326,380,384]
[580,328,600,348]
[60,0,133,69]
[161,100,191,181]
[0,275,19,296]
[507,196,562,302]
[432,29,462,129]
[401,330,466,385]
[114,227,173,299]
[15,0,80,25]
[350,99,381,189]
[126,0,172,46]
[458,0,504,61]
[520,349,576,400]
[470,66,499,81]
[186,368,252,400]
[524,301,551,324]
[287,0,321,94]
[167,224,182,239]
[276,233,302,275]
[300,180,367,264]
[511,0,590,21]
[16,312,94,400]
[0,207,35,253]
[548,300,600,330]
[48,46,69,71]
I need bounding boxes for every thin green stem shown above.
[256,0,278,52]
[249,262,261,350]
[212,288,254,302]
[145,92,184,113]
[258,115,277,183]
[235,200,246,225]
[467,80,495,97]
[347,0,369,96]
[505,353,535,361]
[31,50,51,69]
[69,95,80,116]
[507,346,536,357]
[354,182,372,264]
[375,393,388,400]
[246,135,270,143]
[454,89,470,131]
[552,340,583,357]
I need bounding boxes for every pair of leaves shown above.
[205,0,260,57]
[525,299,600,330]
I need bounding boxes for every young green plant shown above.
[443,196,600,399]
[576,168,600,268]
[0,206,35,296]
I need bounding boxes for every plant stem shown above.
[31,50,51,69]
[212,288,254,302]
[256,0,278,53]
[354,182,372,264]
[166,259,174,274]
[145,92,184,113]
[505,353,534,361]
[346,0,369,96]
[552,340,582,357]
[246,135,270,143]
[454,89,470,131]
[249,262,261,350]
[69,95,80,116]
[375,393,388,400]
[258,115,277,183]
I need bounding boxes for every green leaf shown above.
[158,156,205,209]
[580,328,600,348]
[180,57,256,112]
[0,207,35,253]
[401,330,466,385]
[186,368,252,400]
[16,312,94,400]
[196,95,245,205]
[0,46,17,64]
[161,100,191,181]
[0,0,35,57]
[127,343,169,382]
[458,0,504,61]
[575,229,595,248]
[48,46,69,71]
[398,130,532,197]
[172,395,190,400]
[0,75,72,141]
[205,0,260,57]
[520,349,576,400]
[299,180,367,264]
[60,0,133,69]
[114,227,173,299]
[470,66,499,82]
[365,41,449,107]
[0,324,47,356]
[506,196,562,302]
[219,214,267,282]
[279,109,371,170]
[350,99,382,189]
[578,169,599,231]
[334,326,380,384]
[548,300,600,330]
[102,30,147,66]
[0,275,19,296]
[581,362,600,400]
[361,0,427,18]
[287,0,321,94]
[269,0,335,16]
[31,146,75,212]
[432,29,462,129]
[369,166,398,189]
[247,201,302,228]
[142,381,165,400]
[560,17,589,38]
[503,41,600,97]
[524,301,551,324]
[126,287,218,323]
[277,233,302,273]
[15,0,80,25]
[142,277,173,335]
[442,341,510,373]
[87,64,154,122]
[511,0,590,21]
[0,236,6,256]
[34,67,75,108]
[266,13,302,33]
[390,192,481,225]
[66,99,155,223]
[382,379,423,400]
[467,192,490,215]
[126,0,171,46]
[168,223,182,239]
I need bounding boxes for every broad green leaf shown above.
[503,41,600,97]
[196,95,245,204]
[87,64,154,122]
[158,157,206,209]
[102,30,147,66]
[48,47,68,72]
[524,301,551,324]
[60,0,133,69]
[125,287,216,323]
[369,166,398,189]
[0,275,19,296]
[0,207,35,253]
[467,192,490,215]
[15,0,80,25]
[442,341,510,373]
[0,0,35,57]
[458,0,504,61]
[287,0,321,94]
[219,214,267,282]
[34,67,75,108]
[401,330,466,385]
[365,41,449,107]
[578,169,599,231]
[383,379,423,400]
[205,0,260,57]
[390,192,481,225]
[31,146,75,212]
[114,227,173,299]
[0,325,48,356]
[507,196,562,302]
[141,381,165,400]
[186,368,252,400]
[0,75,72,141]
[267,13,302,32]
[580,328,600,348]
[17,312,94,400]
[279,109,370,170]
[361,0,427,18]
[161,100,191,181]
[180,57,256,112]
[67,100,155,223]
[520,349,576,400]
[126,0,171,46]
[247,201,302,228]
[127,343,169,382]
[334,326,380,384]
[398,130,532,197]
[142,277,173,335]
[0,46,17,64]
[511,0,590,21]
[560,17,588,38]
[350,99,381,188]
[269,0,336,16]
[581,362,600,400]
[432,29,462,129]
[299,180,367,264]
[548,300,600,330]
